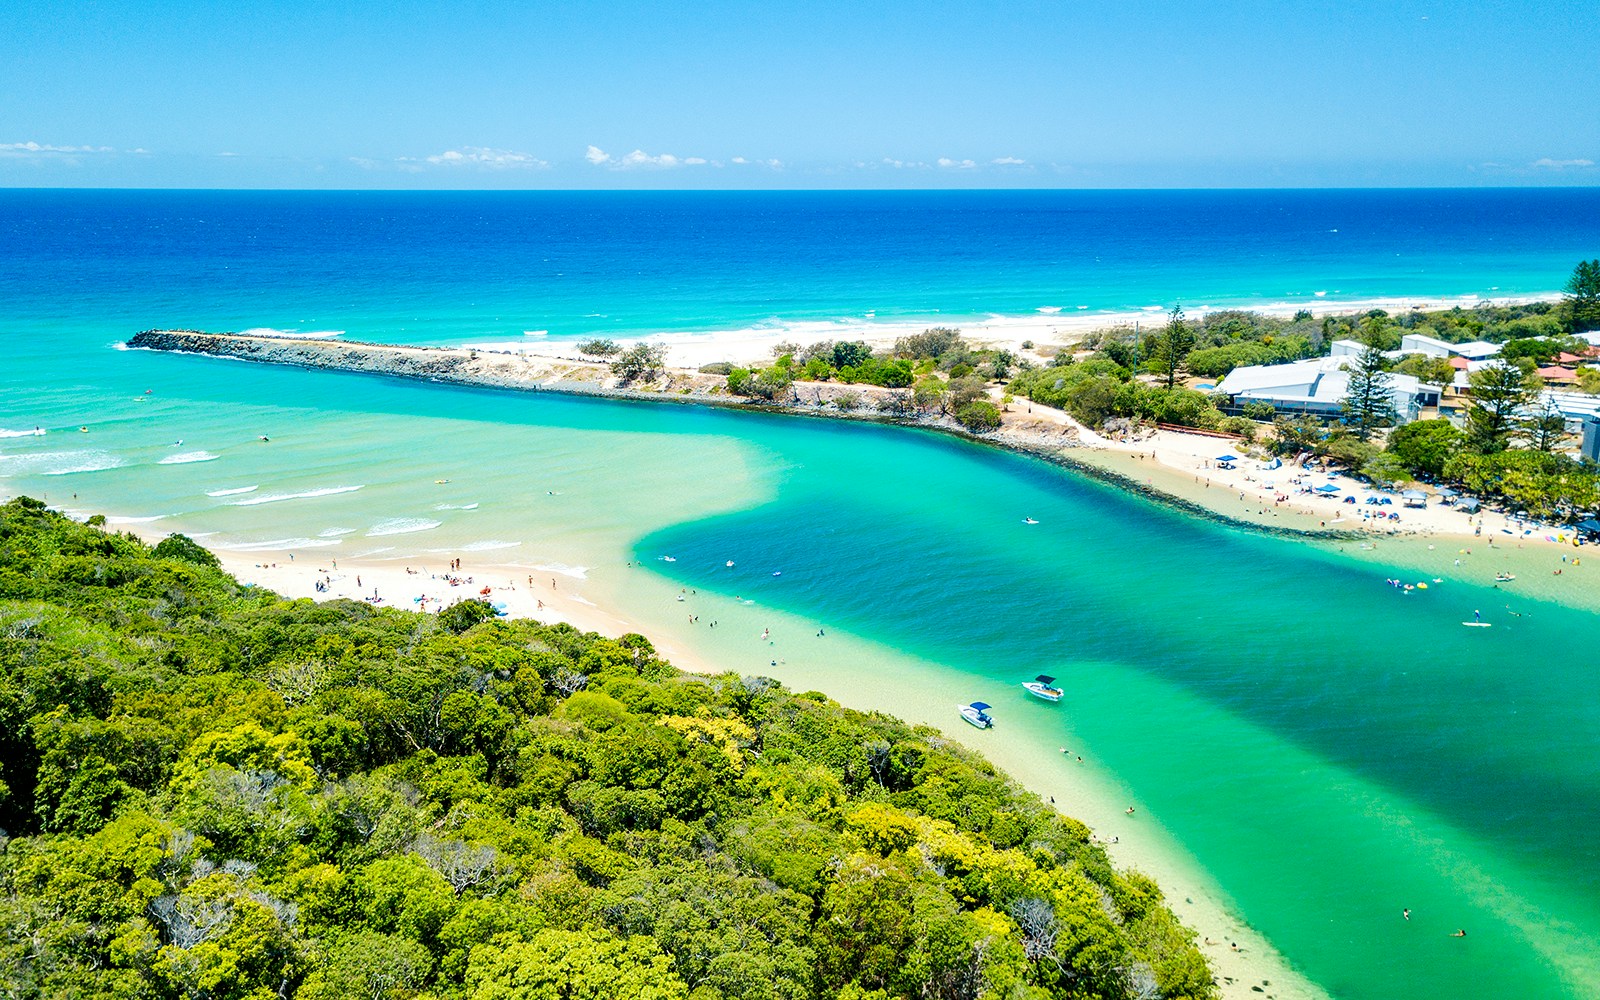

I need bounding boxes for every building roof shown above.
[1453,340,1503,359]
[1216,356,1431,406]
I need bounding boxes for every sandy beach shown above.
[469,293,1560,371]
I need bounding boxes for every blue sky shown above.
[2,0,1596,189]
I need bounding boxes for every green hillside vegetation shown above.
[0,498,1212,1000]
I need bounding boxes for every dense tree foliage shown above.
[1563,259,1600,332]
[0,499,1213,1000]
[1009,361,1226,432]
[610,342,669,383]
[1339,325,1397,441]
[1464,363,1534,453]
[1144,307,1195,390]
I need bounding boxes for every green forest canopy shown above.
[0,498,1212,1000]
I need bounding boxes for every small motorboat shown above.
[725,560,735,567]
[1495,573,1515,582]
[959,702,994,729]
[1023,517,1039,525]
[1022,674,1063,702]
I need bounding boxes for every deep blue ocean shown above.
[4,188,1600,1000]
[3,188,1597,342]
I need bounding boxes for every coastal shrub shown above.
[894,326,964,360]
[1386,419,1464,479]
[840,357,914,389]
[1362,452,1411,488]
[1240,400,1276,421]
[727,365,794,401]
[610,342,667,382]
[801,356,832,381]
[832,340,874,369]
[151,532,220,568]
[1217,416,1256,441]
[955,400,1003,432]
[578,338,621,357]
[439,598,498,634]
[833,391,862,412]
[0,499,1213,999]
[699,361,735,375]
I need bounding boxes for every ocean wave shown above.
[106,514,168,525]
[0,450,126,477]
[237,327,346,339]
[318,527,357,538]
[523,330,548,337]
[366,517,442,537]
[459,540,522,552]
[213,536,344,552]
[433,502,479,511]
[230,485,364,506]
[530,562,589,580]
[158,450,220,465]
[207,485,258,497]
[1036,306,1062,314]
[0,427,47,438]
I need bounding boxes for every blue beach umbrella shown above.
[1215,454,1240,462]
[1314,484,1341,494]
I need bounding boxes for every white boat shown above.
[959,702,994,728]
[1022,674,1063,702]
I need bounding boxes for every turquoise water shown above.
[6,190,1600,998]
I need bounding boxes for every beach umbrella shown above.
[1402,489,1427,500]
[1576,519,1600,535]
[1314,484,1341,493]
[1437,487,1458,497]
[1215,454,1239,462]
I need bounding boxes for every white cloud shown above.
[937,157,977,169]
[421,146,548,170]
[991,156,1027,166]
[586,146,731,170]
[0,140,119,158]
[882,157,928,169]
[1531,157,1595,170]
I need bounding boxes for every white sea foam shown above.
[106,514,168,525]
[207,485,259,497]
[238,327,346,339]
[433,502,479,511]
[366,517,442,537]
[523,330,549,337]
[214,536,343,552]
[0,427,47,438]
[530,562,589,580]
[459,540,522,552]
[1036,306,1062,314]
[0,451,126,477]
[230,485,364,506]
[158,450,220,465]
[318,527,357,538]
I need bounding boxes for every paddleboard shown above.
[1461,622,1492,627]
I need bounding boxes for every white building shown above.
[1398,333,1501,360]
[1215,356,1442,421]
